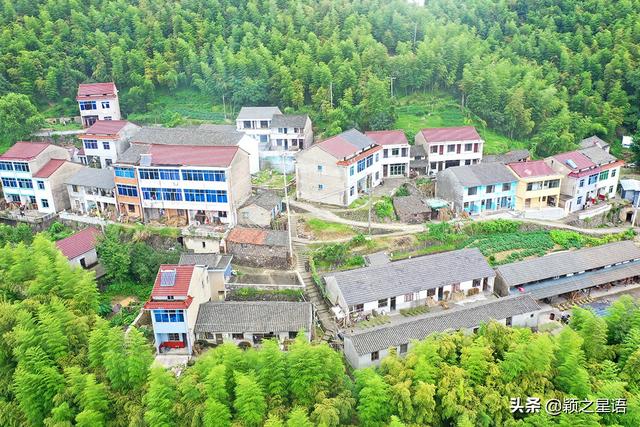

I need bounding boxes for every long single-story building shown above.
[324,248,495,318]
[194,301,313,347]
[342,294,541,368]
[494,241,640,301]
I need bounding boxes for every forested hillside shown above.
[1,0,639,155]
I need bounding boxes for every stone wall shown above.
[226,241,290,269]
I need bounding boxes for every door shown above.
[79,258,86,268]
[390,297,396,311]
[482,277,489,291]
[437,287,444,300]
[383,164,388,177]
[215,334,223,345]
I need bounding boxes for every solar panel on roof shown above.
[160,270,176,286]
[565,159,577,169]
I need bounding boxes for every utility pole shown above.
[222,92,227,120]
[367,187,372,237]
[282,154,294,263]
[390,77,396,98]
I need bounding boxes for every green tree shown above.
[96,226,131,282]
[143,368,178,427]
[286,407,313,427]
[0,93,44,147]
[233,372,267,427]
[356,369,390,427]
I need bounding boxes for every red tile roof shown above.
[552,151,596,171]
[77,82,117,97]
[419,126,481,143]
[32,159,67,178]
[55,227,101,260]
[364,130,409,146]
[148,144,239,167]
[508,160,556,178]
[0,142,51,160]
[315,129,376,159]
[144,296,193,310]
[227,227,268,245]
[83,120,130,136]
[150,265,195,298]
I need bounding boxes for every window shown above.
[288,331,297,339]
[317,184,324,191]
[526,181,543,191]
[378,298,388,308]
[351,304,364,313]
[139,168,160,180]
[577,196,583,205]
[0,161,13,171]
[392,148,399,156]
[545,179,560,189]
[1,178,17,187]
[502,183,511,191]
[13,162,29,172]
[101,101,110,109]
[430,145,438,154]
[317,165,324,172]
[104,116,112,120]
[181,169,226,182]
[79,101,96,110]
[400,343,408,354]
[105,159,112,166]
[142,187,160,200]
[84,140,98,150]
[447,144,456,153]
[350,186,355,196]
[401,147,408,157]
[588,174,598,185]
[371,351,379,361]
[366,155,373,167]
[357,159,366,172]
[486,185,495,194]
[465,143,473,151]
[350,165,354,176]
[29,196,36,204]
[162,188,182,201]
[167,333,180,341]
[183,189,227,203]
[127,204,135,213]
[72,185,78,192]
[17,178,32,189]
[37,180,45,190]
[232,333,244,340]
[609,186,614,193]
[375,153,379,162]
[404,293,414,302]
[40,199,49,208]
[472,278,481,287]
[102,141,110,150]
[115,167,135,178]
[579,179,585,188]
[375,171,379,181]
[383,149,389,158]
[153,310,185,323]
[467,187,478,196]
[599,170,609,181]
[159,169,180,180]
[612,169,617,177]
[117,184,138,197]
[465,159,472,165]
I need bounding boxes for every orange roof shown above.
[365,130,409,146]
[0,142,50,160]
[508,160,556,178]
[82,120,131,136]
[150,265,195,298]
[77,82,117,98]
[33,159,67,178]
[227,227,267,245]
[420,126,481,143]
[144,296,193,310]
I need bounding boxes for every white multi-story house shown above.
[414,126,484,176]
[365,130,410,177]
[578,146,623,200]
[270,114,313,151]
[78,120,140,168]
[545,150,603,212]
[114,143,251,226]
[32,159,84,213]
[235,106,283,146]
[295,129,383,206]
[0,141,69,208]
[66,167,118,217]
[76,82,121,127]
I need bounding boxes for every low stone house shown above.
[237,190,283,228]
[225,227,290,268]
[393,195,430,223]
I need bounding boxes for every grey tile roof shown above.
[118,144,150,164]
[345,294,540,355]
[194,301,312,333]
[579,135,609,150]
[264,229,289,247]
[393,195,430,215]
[483,149,530,164]
[242,190,282,211]
[132,126,244,146]
[324,248,495,306]
[271,114,308,128]
[495,241,640,287]
[578,146,618,166]
[179,253,232,270]
[524,261,640,300]
[341,128,378,151]
[410,144,426,158]
[236,106,282,120]
[65,167,115,189]
[365,252,390,267]
[437,163,517,188]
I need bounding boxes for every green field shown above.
[127,88,229,125]
[395,92,529,155]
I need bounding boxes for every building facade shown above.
[365,130,410,178]
[578,146,623,200]
[78,120,140,168]
[296,129,382,206]
[435,163,517,214]
[507,161,563,210]
[66,167,118,217]
[545,151,602,212]
[414,126,484,176]
[32,160,84,213]
[235,106,282,146]
[55,227,101,269]
[76,82,121,127]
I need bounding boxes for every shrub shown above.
[374,196,395,220]
[394,185,410,197]
[464,219,521,235]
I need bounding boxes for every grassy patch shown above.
[42,121,83,131]
[231,287,304,301]
[357,315,391,329]
[304,218,355,239]
[252,169,293,189]
[400,306,430,317]
[348,196,370,209]
[127,88,228,125]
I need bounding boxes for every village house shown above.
[0,142,69,208]
[435,163,517,214]
[620,179,640,225]
[114,142,251,226]
[507,160,563,211]
[55,227,101,269]
[77,82,121,127]
[409,144,429,175]
[66,167,118,217]
[365,130,410,178]
[194,301,313,348]
[579,135,610,152]
[324,248,495,318]
[237,190,283,228]
[295,129,382,206]
[578,146,623,200]
[235,106,282,145]
[414,126,484,176]
[77,120,140,168]
[544,151,603,212]
[32,159,84,214]
[494,241,640,303]
[225,227,290,269]
[342,294,540,368]
[179,252,233,302]
[270,114,313,151]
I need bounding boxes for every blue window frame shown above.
[0,161,13,171]
[184,189,227,203]
[13,162,29,172]
[350,165,354,176]
[588,174,598,185]
[115,167,135,178]
[162,188,182,201]
[143,187,183,201]
[141,187,160,200]
[366,155,373,167]
[184,189,206,202]
[139,168,160,180]
[41,199,49,208]
[159,169,180,180]
[102,141,110,150]
[17,178,32,189]
[84,140,98,150]
[182,169,226,182]
[357,159,366,172]
[37,180,45,190]
[79,101,96,111]
[153,309,184,323]
[117,184,138,197]
[1,178,17,187]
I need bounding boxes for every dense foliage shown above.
[1,0,639,151]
